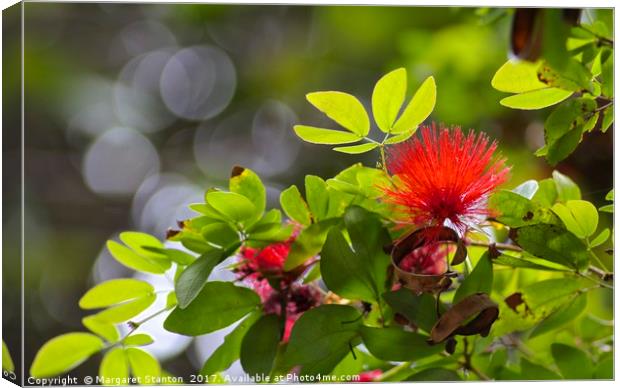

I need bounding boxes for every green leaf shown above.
[79,279,154,309]
[306,91,370,136]
[600,51,613,98]
[142,247,195,265]
[392,76,436,134]
[500,88,572,110]
[82,316,120,343]
[2,341,14,372]
[589,228,610,248]
[594,353,613,379]
[551,343,593,379]
[99,348,129,386]
[532,178,558,207]
[383,289,439,333]
[93,294,156,324]
[546,126,582,165]
[406,368,461,381]
[530,293,587,339]
[107,241,168,274]
[119,232,166,258]
[320,206,391,302]
[284,219,339,271]
[519,359,561,380]
[333,142,379,154]
[206,191,257,224]
[545,98,596,143]
[200,311,262,375]
[511,224,589,270]
[164,282,260,336]
[488,190,558,228]
[492,60,547,93]
[551,200,598,238]
[493,253,570,272]
[384,127,416,144]
[601,107,613,133]
[201,222,241,248]
[123,334,154,347]
[126,348,161,381]
[453,252,493,304]
[240,314,281,376]
[285,305,362,375]
[360,326,442,362]
[512,180,539,199]
[305,175,330,221]
[552,170,581,201]
[293,125,362,145]
[372,68,407,133]
[280,185,312,226]
[30,333,104,378]
[175,250,226,309]
[230,167,266,217]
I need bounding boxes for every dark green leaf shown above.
[520,359,561,380]
[164,282,260,336]
[285,305,362,375]
[511,224,589,270]
[284,219,339,271]
[200,311,261,375]
[551,343,593,379]
[175,250,227,309]
[383,288,439,333]
[453,252,493,304]
[360,326,442,361]
[406,368,461,381]
[240,314,281,376]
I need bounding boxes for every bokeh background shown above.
[3,4,613,380]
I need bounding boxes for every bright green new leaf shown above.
[453,252,493,304]
[306,91,370,136]
[500,88,572,110]
[280,185,312,226]
[491,60,547,93]
[174,250,226,309]
[551,200,598,238]
[551,343,593,379]
[30,333,104,378]
[230,167,266,217]
[320,206,391,302]
[384,127,416,144]
[123,334,154,347]
[589,228,610,248]
[119,232,166,259]
[126,348,161,382]
[107,240,168,274]
[392,76,436,134]
[200,311,262,375]
[206,191,257,224]
[82,316,120,343]
[372,68,407,133]
[99,348,129,386]
[240,314,281,376]
[333,142,379,154]
[293,125,362,145]
[2,341,14,372]
[164,282,260,336]
[511,224,589,270]
[93,294,156,323]
[285,305,362,375]
[530,293,587,339]
[305,175,330,221]
[360,326,442,362]
[79,279,154,309]
[552,170,581,201]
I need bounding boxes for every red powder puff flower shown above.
[383,124,509,236]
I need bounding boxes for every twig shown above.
[461,338,490,381]
[466,239,522,252]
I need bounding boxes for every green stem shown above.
[376,361,414,382]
